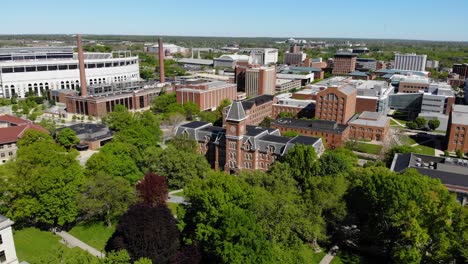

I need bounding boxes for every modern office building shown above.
[175,104,324,173]
[356,58,378,71]
[332,53,357,75]
[240,48,278,65]
[283,52,306,65]
[425,60,439,69]
[446,105,468,153]
[452,63,468,79]
[0,115,47,164]
[0,214,19,264]
[393,53,427,71]
[275,79,301,93]
[175,80,237,111]
[391,153,468,205]
[0,46,140,99]
[235,65,276,97]
[315,85,357,124]
[214,54,251,69]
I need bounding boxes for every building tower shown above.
[224,101,247,173]
[158,37,165,83]
[76,34,87,96]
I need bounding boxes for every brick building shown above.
[348,111,390,141]
[398,77,430,93]
[452,63,468,79]
[0,115,48,164]
[332,53,357,75]
[275,79,301,93]
[56,123,113,150]
[235,64,276,97]
[315,85,357,124]
[65,87,160,117]
[223,95,276,126]
[175,81,237,111]
[175,102,324,173]
[271,118,349,149]
[283,52,306,65]
[446,105,468,153]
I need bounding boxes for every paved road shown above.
[56,231,105,258]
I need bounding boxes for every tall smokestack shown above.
[77,34,87,96]
[158,37,165,83]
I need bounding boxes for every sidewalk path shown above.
[318,252,335,264]
[168,189,187,204]
[56,231,105,258]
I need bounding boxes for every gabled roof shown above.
[226,101,247,122]
[0,124,48,144]
[0,115,31,126]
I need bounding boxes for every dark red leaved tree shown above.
[136,172,168,207]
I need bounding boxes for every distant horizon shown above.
[1,33,468,44]
[2,0,468,42]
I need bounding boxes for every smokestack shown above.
[158,37,165,83]
[77,34,87,96]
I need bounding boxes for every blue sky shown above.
[2,0,468,41]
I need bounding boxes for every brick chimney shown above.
[158,37,165,83]
[77,34,87,96]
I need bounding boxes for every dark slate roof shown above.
[180,121,210,129]
[226,101,247,121]
[272,118,348,134]
[289,135,321,145]
[348,71,369,77]
[391,153,468,191]
[241,95,275,111]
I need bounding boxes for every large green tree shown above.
[345,167,463,263]
[78,173,136,227]
[281,144,321,190]
[0,140,84,227]
[181,172,274,263]
[56,127,80,150]
[142,146,210,189]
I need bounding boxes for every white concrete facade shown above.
[394,53,427,72]
[0,53,140,99]
[0,215,18,264]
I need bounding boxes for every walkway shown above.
[318,252,335,264]
[55,230,105,258]
[168,189,186,204]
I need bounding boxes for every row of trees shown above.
[406,116,440,131]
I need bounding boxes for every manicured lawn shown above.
[168,202,181,217]
[68,221,115,251]
[14,227,94,263]
[400,135,417,145]
[413,144,436,156]
[297,244,326,264]
[171,190,184,197]
[351,142,383,155]
[331,249,383,264]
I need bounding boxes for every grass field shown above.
[350,142,383,155]
[68,221,115,251]
[390,119,401,126]
[297,244,326,264]
[413,144,436,156]
[14,227,95,263]
[168,202,181,217]
[400,135,417,145]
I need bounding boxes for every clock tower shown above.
[224,101,247,173]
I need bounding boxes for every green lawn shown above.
[390,119,401,126]
[68,221,115,251]
[413,144,436,156]
[351,142,383,155]
[14,227,95,264]
[400,135,417,145]
[297,244,326,264]
[168,202,181,217]
[331,249,383,264]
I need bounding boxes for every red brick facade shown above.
[175,82,237,111]
[332,54,357,75]
[315,86,357,124]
